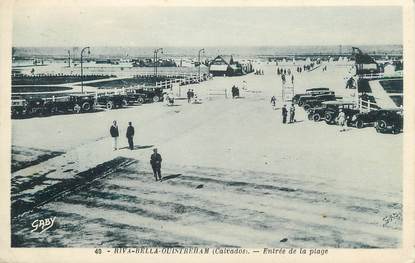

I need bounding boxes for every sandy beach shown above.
[11,61,402,248]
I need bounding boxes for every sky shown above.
[12,6,403,47]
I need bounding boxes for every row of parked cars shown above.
[293,88,403,134]
[11,86,165,118]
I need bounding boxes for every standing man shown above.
[110,120,119,151]
[289,104,296,123]
[336,109,347,132]
[150,148,162,181]
[126,122,135,150]
[187,89,192,103]
[282,105,288,124]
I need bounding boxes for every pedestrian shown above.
[282,105,288,124]
[291,74,294,84]
[190,89,195,100]
[110,120,119,151]
[231,85,237,99]
[270,96,276,109]
[150,148,162,181]
[187,89,192,103]
[126,121,135,150]
[336,109,347,132]
[289,104,296,123]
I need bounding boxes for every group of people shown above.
[281,104,296,124]
[109,120,163,181]
[231,85,240,99]
[254,69,264,75]
[163,92,175,106]
[110,120,135,150]
[186,89,195,103]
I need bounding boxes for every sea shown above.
[13,45,403,60]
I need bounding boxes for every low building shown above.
[209,55,253,76]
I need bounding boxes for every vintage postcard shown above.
[0,0,414,262]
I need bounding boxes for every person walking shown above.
[270,96,276,109]
[336,109,347,132]
[150,148,162,181]
[289,104,296,123]
[110,120,119,151]
[282,105,288,124]
[126,122,135,150]
[291,74,294,84]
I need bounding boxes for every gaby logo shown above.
[31,217,56,233]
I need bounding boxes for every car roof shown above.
[306,87,330,91]
[321,100,355,105]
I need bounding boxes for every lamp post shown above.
[153,48,163,77]
[80,46,90,94]
[198,48,205,82]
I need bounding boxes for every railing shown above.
[358,98,379,111]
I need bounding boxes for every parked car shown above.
[25,97,47,116]
[300,94,338,110]
[350,110,379,128]
[96,93,129,110]
[11,98,28,117]
[43,94,95,114]
[125,87,165,103]
[322,101,360,125]
[292,88,332,104]
[307,100,339,122]
[374,108,403,134]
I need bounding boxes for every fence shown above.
[358,98,379,111]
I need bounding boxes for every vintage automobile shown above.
[96,93,129,109]
[374,108,403,134]
[25,97,47,116]
[299,94,338,111]
[43,94,96,114]
[11,98,28,117]
[349,110,379,128]
[297,93,336,107]
[292,88,332,104]
[322,101,360,125]
[125,87,165,104]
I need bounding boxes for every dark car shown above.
[25,97,47,116]
[292,88,332,104]
[125,87,164,103]
[374,108,403,134]
[322,101,360,125]
[300,94,338,111]
[350,110,379,128]
[43,94,96,114]
[307,100,339,122]
[96,93,129,110]
[11,98,28,118]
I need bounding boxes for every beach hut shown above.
[209,55,249,76]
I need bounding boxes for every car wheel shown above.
[82,102,91,112]
[298,100,304,107]
[307,113,313,120]
[313,114,321,122]
[136,97,144,104]
[106,101,114,110]
[356,120,364,129]
[325,113,333,124]
[303,104,310,111]
[153,96,160,103]
[378,119,387,130]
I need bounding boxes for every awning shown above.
[209,65,229,71]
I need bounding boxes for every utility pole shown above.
[198,48,205,82]
[153,48,163,77]
[68,50,71,67]
[80,47,91,94]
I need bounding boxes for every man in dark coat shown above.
[187,89,192,103]
[282,105,288,124]
[110,120,119,150]
[126,122,135,150]
[150,148,162,181]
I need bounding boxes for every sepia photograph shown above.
[1,0,410,257]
